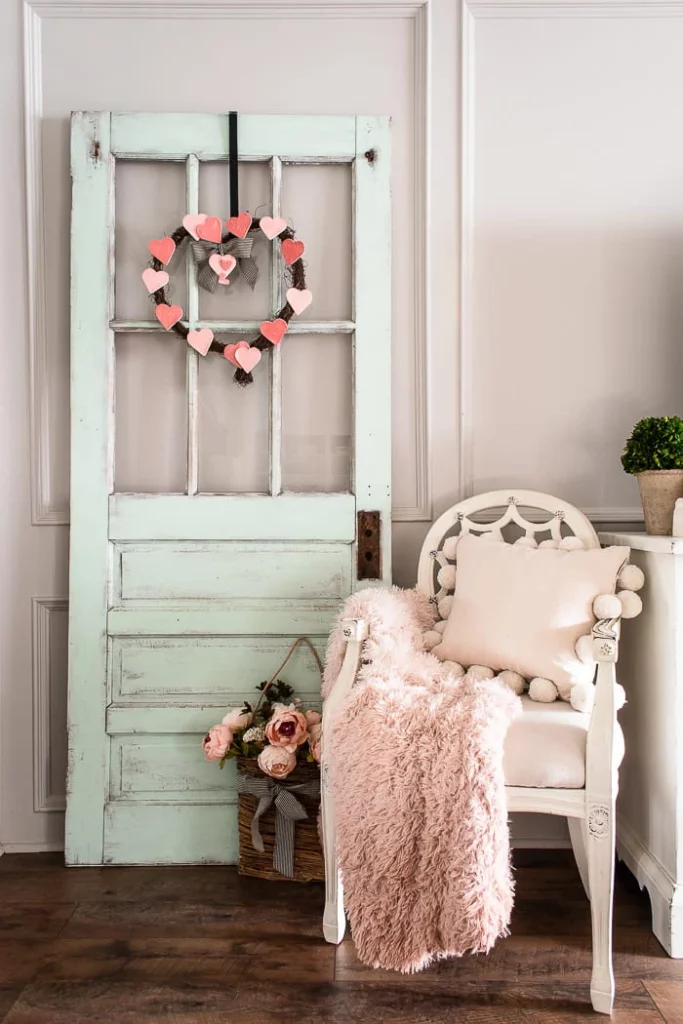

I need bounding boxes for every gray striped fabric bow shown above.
[190,238,259,292]
[237,772,320,878]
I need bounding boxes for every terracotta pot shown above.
[637,470,683,535]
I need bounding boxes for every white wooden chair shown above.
[321,490,625,1015]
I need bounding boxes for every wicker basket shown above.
[237,756,325,882]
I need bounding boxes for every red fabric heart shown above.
[155,303,183,330]
[225,212,252,239]
[148,237,176,265]
[223,341,250,367]
[196,217,222,243]
[282,238,305,266]
[260,318,287,345]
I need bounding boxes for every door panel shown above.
[116,543,352,602]
[68,111,391,864]
[111,635,324,702]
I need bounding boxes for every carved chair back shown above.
[416,489,600,610]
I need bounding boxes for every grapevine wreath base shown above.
[142,212,312,387]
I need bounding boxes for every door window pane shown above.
[115,161,187,320]
[281,164,352,322]
[198,162,272,322]
[197,352,269,494]
[281,334,352,492]
[115,333,187,493]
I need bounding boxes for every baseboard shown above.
[0,841,64,854]
[617,814,683,958]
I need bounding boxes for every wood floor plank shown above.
[2,980,529,1024]
[643,981,683,1024]
[0,941,51,987]
[59,898,323,940]
[335,931,683,985]
[0,904,75,941]
[0,990,22,1024]
[36,936,335,985]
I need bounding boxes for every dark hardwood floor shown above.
[0,850,680,1023]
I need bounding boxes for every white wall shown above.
[3,0,679,853]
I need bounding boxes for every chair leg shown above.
[568,816,590,900]
[586,803,616,1014]
[320,762,346,944]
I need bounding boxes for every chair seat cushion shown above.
[503,696,624,789]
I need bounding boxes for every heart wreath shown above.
[142,212,311,386]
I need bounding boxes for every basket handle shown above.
[253,637,324,714]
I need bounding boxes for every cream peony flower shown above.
[222,708,253,731]
[258,744,296,779]
[304,710,321,727]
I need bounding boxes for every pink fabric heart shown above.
[155,303,183,330]
[260,216,287,240]
[260,319,287,345]
[286,288,313,315]
[187,328,214,356]
[196,217,223,243]
[282,238,305,266]
[148,237,176,265]
[183,214,208,240]
[226,212,252,238]
[142,268,169,294]
[223,341,250,366]
[234,346,262,373]
[208,253,237,279]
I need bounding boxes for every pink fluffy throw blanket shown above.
[323,587,521,973]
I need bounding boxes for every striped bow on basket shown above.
[236,757,324,882]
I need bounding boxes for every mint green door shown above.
[66,113,391,865]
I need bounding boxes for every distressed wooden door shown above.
[66,113,391,865]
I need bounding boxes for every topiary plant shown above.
[621,416,683,474]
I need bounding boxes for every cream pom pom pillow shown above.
[433,534,629,699]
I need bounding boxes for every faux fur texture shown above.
[323,586,521,973]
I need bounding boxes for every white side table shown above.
[599,531,683,957]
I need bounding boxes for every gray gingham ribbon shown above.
[190,237,259,293]
[237,772,320,878]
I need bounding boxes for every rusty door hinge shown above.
[357,511,381,580]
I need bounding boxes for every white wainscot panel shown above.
[32,598,68,813]
[464,7,683,518]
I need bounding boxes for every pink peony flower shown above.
[304,710,321,727]
[202,724,233,761]
[265,706,309,753]
[222,708,253,731]
[308,722,322,764]
[258,744,296,779]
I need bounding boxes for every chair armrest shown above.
[586,615,622,818]
[321,618,368,736]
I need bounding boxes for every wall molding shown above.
[466,0,683,18]
[24,3,65,525]
[31,597,68,813]
[29,0,424,16]
[25,0,432,524]
[394,0,431,521]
